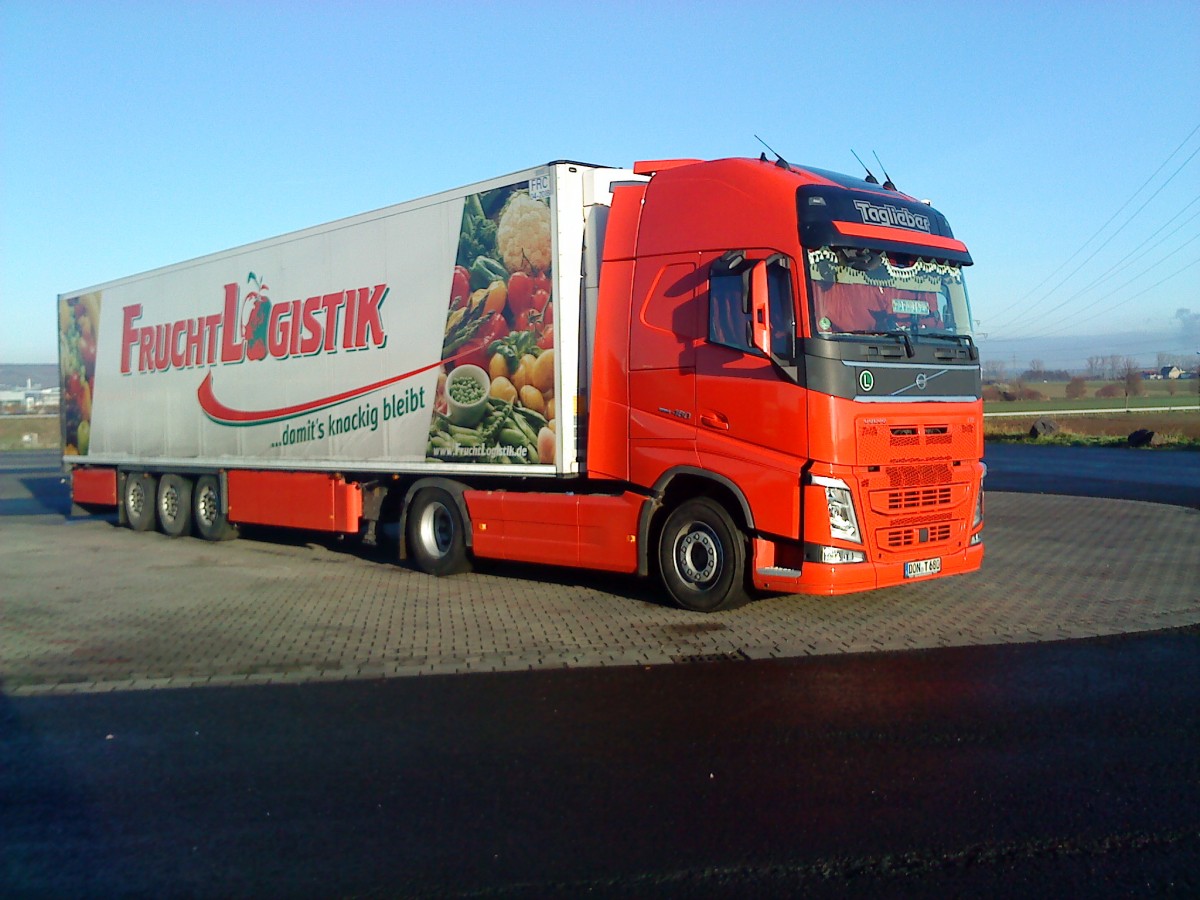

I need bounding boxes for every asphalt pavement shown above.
[5,629,1198,897]
[984,442,1200,508]
[3,452,1198,693]
[2,445,1199,897]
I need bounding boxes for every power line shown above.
[988,143,1200,334]
[1067,195,1200,300]
[986,122,1200,334]
[1017,221,1200,339]
[1031,253,1200,339]
[996,122,1200,311]
[1007,203,1200,340]
[1035,143,1200,309]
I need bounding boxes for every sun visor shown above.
[797,185,973,265]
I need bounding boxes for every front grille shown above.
[883,523,953,548]
[886,464,952,488]
[857,419,977,466]
[885,487,953,511]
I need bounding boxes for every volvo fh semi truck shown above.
[60,156,984,611]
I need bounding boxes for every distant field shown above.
[985,378,1199,413]
[988,396,1198,414]
[983,378,1200,446]
[0,416,59,451]
[986,410,1200,443]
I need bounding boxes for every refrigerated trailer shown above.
[60,156,985,611]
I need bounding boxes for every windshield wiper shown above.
[841,330,915,358]
[917,332,979,357]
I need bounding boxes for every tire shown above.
[193,475,238,542]
[123,472,157,532]
[657,497,749,612]
[406,487,472,576]
[156,474,194,537]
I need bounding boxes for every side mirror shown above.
[749,260,771,356]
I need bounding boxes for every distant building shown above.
[0,389,25,411]
[0,378,59,413]
[1160,365,1185,380]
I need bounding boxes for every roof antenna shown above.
[873,151,896,191]
[755,134,792,171]
[851,150,879,184]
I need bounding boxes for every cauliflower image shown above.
[497,192,552,274]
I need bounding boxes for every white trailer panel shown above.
[59,163,635,477]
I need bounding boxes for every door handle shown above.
[700,412,729,431]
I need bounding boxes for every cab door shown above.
[695,253,807,535]
[627,258,703,486]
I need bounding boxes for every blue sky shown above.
[3,0,1198,371]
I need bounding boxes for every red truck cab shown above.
[586,157,984,610]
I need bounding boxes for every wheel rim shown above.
[197,485,218,527]
[128,481,146,517]
[674,523,722,587]
[161,485,180,522]
[417,501,455,559]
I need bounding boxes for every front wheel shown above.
[657,497,749,612]
[406,488,473,576]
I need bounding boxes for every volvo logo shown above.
[915,373,928,390]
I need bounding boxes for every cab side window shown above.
[708,272,751,352]
[767,261,796,359]
[708,259,795,359]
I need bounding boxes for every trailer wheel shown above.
[193,475,238,542]
[123,473,157,532]
[407,487,472,576]
[657,497,749,612]
[156,474,194,537]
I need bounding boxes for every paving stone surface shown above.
[2,463,1198,696]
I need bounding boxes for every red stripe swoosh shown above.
[197,355,458,425]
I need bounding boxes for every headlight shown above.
[811,475,861,543]
[804,543,867,564]
[973,462,986,528]
[821,546,866,564]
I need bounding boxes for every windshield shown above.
[807,247,973,340]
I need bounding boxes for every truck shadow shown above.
[472,558,676,608]
[222,522,680,608]
[343,531,678,608]
[0,473,75,517]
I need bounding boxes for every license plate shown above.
[904,557,942,579]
